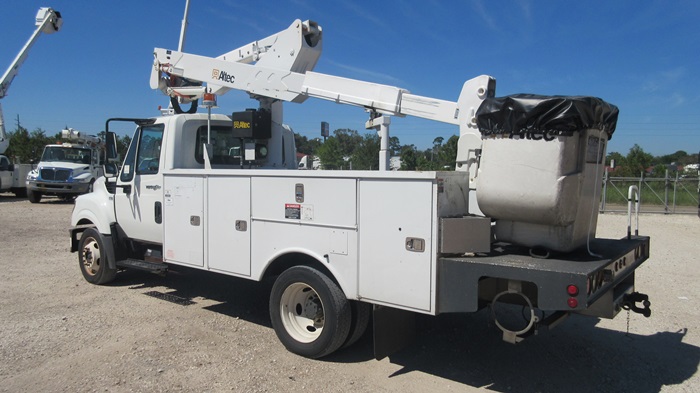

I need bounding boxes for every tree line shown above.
[607,144,698,177]
[3,126,131,163]
[295,129,459,170]
[298,129,699,175]
[5,125,698,176]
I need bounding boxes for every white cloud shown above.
[325,59,406,86]
[470,0,500,32]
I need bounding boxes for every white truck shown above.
[0,155,30,196]
[70,18,652,359]
[0,7,62,197]
[26,128,105,202]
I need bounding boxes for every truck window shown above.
[194,126,241,165]
[136,125,164,175]
[120,124,164,182]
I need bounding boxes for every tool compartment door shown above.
[358,179,434,312]
[163,175,204,266]
[207,176,251,276]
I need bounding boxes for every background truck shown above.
[0,155,30,196]
[69,16,652,359]
[0,7,62,197]
[26,128,104,202]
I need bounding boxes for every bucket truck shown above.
[25,128,105,203]
[69,18,652,359]
[0,7,63,196]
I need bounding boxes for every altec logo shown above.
[212,69,235,83]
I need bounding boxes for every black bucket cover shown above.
[476,94,619,140]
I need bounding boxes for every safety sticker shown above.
[285,203,301,219]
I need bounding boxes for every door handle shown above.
[154,202,162,224]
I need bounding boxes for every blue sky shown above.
[1,0,698,156]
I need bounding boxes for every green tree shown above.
[625,144,653,176]
[294,134,321,155]
[333,129,362,157]
[431,136,444,162]
[399,145,418,171]
[606,151,625,169]
[350,133,380,170]
[389,136,401,156]
[437,135,459,170]
[657,150,688,165]
[416,153,438,170]
[315,137,345,169]
[5,126,52,163]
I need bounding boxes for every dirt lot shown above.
[0,194,698,393]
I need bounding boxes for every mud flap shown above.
[373,305,416,360]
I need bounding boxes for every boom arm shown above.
[150,19,495,137]
[0,7,63,154]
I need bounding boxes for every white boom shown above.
[0,7,63,154]
[150,19,495,153]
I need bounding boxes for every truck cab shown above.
[26,130,105,203]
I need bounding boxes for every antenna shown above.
[178,0,191,52]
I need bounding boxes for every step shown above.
[116,258,168,274]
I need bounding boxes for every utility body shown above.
[70,17,651,359]
[0,7,62,197]
[26,128,105,202]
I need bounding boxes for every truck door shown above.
[114,123,165,244]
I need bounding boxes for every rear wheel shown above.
[78,228,117,285]
[343,300,371,348]
[27,190,42,203]
[270,266,351,358]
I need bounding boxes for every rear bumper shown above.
[437,236,650,317]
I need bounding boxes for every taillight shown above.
[567,284,579,308]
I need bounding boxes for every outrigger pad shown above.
[476,94,619,140]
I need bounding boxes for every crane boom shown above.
[150,19,495,138]
[0,7,63,154]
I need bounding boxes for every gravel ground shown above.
[0,194,698,393]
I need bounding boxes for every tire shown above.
[12,188,27,198]
[342,300,371,348]
[269,266,351,358]
[27,190,42,203]
[78,228,117,285]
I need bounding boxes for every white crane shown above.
[0,7,63,154]
[149,19,494,172]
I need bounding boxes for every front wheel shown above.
[27,190,42,203]
[78,228,117,285]
[270,266,351,358]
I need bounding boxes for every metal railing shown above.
[600,171,700,214]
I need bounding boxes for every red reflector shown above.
[567,285,579,296]
[568,298,578,308]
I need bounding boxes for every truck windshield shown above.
[41,146,92,164]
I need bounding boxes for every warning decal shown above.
[285,203,301,219]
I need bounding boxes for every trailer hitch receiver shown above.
[623,292,651,317]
